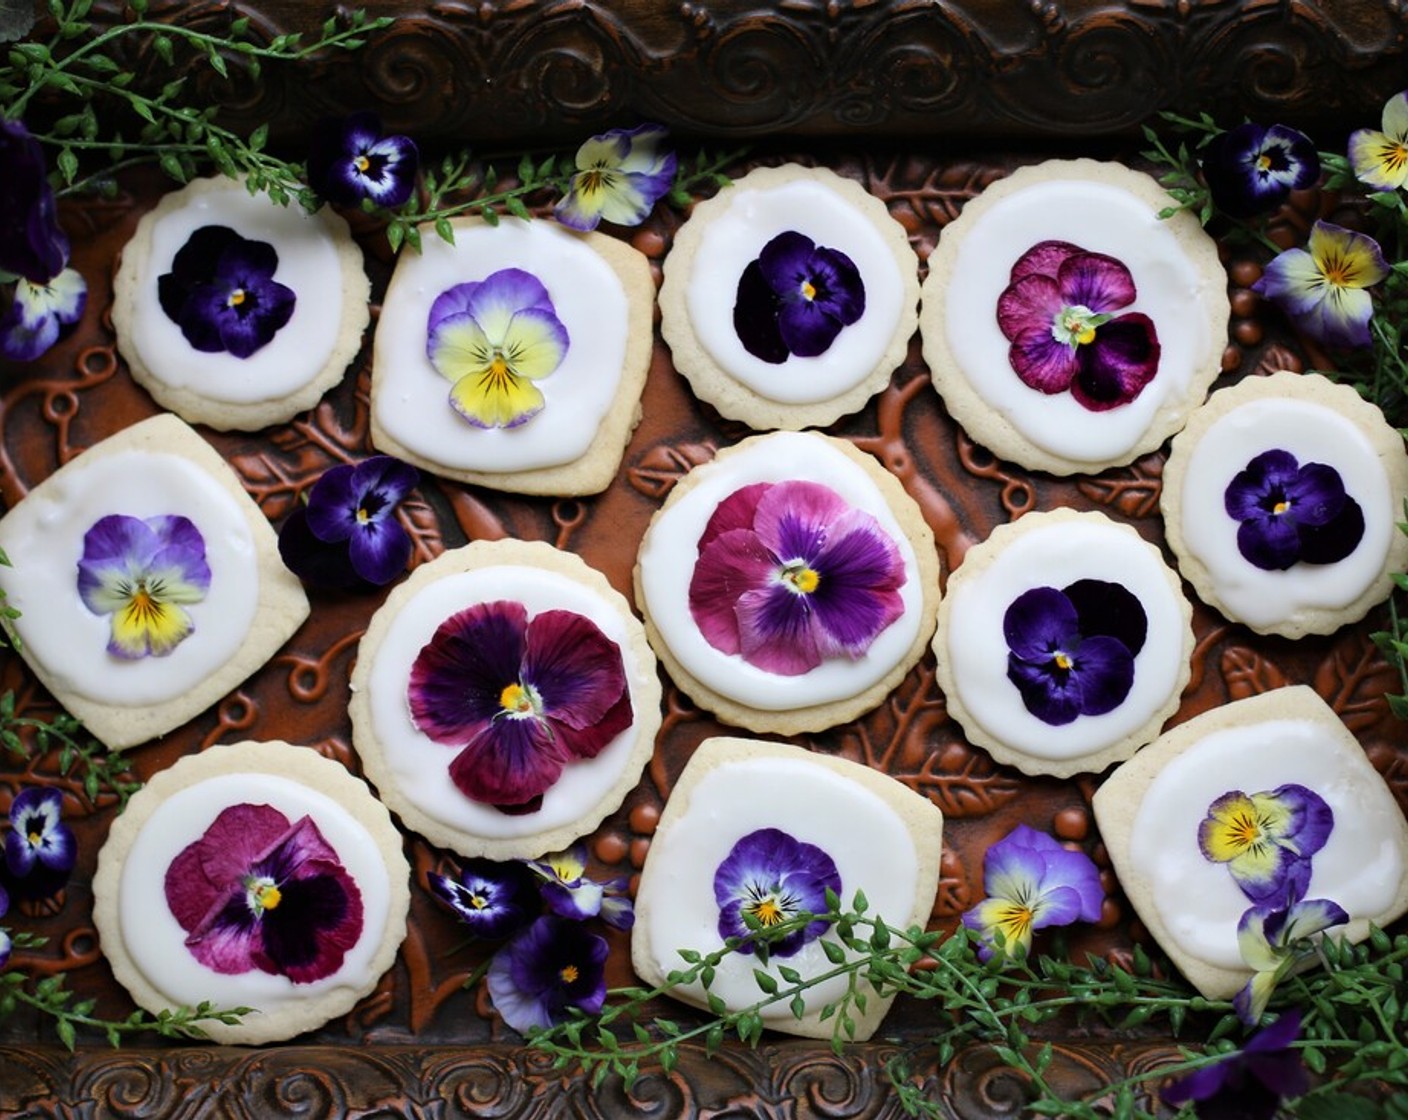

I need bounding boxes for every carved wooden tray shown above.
[2,3,1407,1116]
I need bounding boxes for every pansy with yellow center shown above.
[1349,90,1408,191]
[553,123,676,232]
[1252,220,1388,349]
[712,827,841,958]
[1197,784,1333,904]
[484,914,608,1032]
[1234,897,1347,1024]
[527,842,635,930]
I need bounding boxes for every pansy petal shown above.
[733,260,789,363]
[256,868,362,984]
[346,514,413,585]
[809,525,906,655]
[461,269,557,334]
[1057,251,1136,314]
[1003,586,1079,661]
[1237,515,1302,571]
[689,529,778,655]
[1071,314,1159,411]
[698,483,770,551]
[409,601,530,744]
[522,609,629,731]
[1008,240,1084,284]
[756,230,819,294]
[1306,221,1390,289]
[1007,655,1083,725]
[776,300,846,358]
[1282,461,1347,528]
[1066,634,1135,717]
[1008,326,1081,394]
[752,480,848,561]
[1297,496,1365,565]
[1348,128,1408,191]
[277,507,363,590]
[736,583,824,676]
[448,717,572,806]
[1062,578,1147,658]
[805,245,866,326]
[996,273,1066,342]
[966,897,1036,957]
[1224,449,1301,522]
[449,366,546,429]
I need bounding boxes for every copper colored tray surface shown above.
[2,3,1407,1116]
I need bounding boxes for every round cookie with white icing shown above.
[921,159,1228,475]
[660,165,920,431]
[1161,370,1408,638]
[92,741,410,1045]
[112,176,370,431]
[370,216,653,496]
[631,736,944,1041]
[350,539,661,860]
[634,431,939,734]
[934,508,1193,777]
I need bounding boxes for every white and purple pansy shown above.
[553,123,676,232]
[1197,784,1334,905]
[485,913,609,1032]
[732,230,866,364]
[712,827,841,958]
[0,268,87,363]
[1252,221,1388,350]
[307,111,420,209]
[996,239,1161,411]
[1234,897,1349,1024]
[1224,450,1365,572]
[1200,122,1320,219]
[164,803,364,985]
[5,787,77,886]
[526,843,634,930]
[427,857,538,942]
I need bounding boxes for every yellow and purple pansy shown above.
[1252,220,1388,349]
[526,843,634,930]
[732,231,866,364]
[1234,898,1347,1024]
[1224,450,1365,571]
[713,827,841,958]
[1349,90,1408,192]
[1197,784,1333,905]
[553,123,676,232]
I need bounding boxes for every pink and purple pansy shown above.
[713,828,841,958]
[427,857,539,942]
[1252,221,1388,349]
[1003,579,1147,727]
[77,514,211,660]
[4,787,77,904]
[996,240,1161,411]
[1224,450,1365,572]
[157,225,296,358]
[485,914,609,1032]
[553,123,676,232]
[407,600,633,812]
[526,843,634,930]
[732,231,866,364]
[1234,898,1348,1025]
[164,803,364,984]
[1200,122,1320,219]
[688,480,907,677]
[307,111,420,209]
[1197,784,1334,905]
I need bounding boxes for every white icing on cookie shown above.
[636,432,924,711]
[0,450,258,706]
[373,219,629,472]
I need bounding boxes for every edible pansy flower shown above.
[962,824,1103,961]
[277,455,419,590]
[77,514,210,660]
[526,843,634,931]
[428,857,538,941]
[1163,1009,1307,1120]
[1200,122,1319,218]
[157,225,296,358]
[164,803,364,984]
[733,231,866,363]
[0,268,87,362]
[1349,90,1408,191]
[1003,579,1146,727]
[0,119,69,284]
[1234,898,1348,1025]
[1197,784,1333,905]
[1224,450,1365,571]
[1252,220,1388,349]
[307,111,420,209]
[553,123,676,232]
[485,914,609,1032]
[996,240,1161,411]
[5,787,76,885]
[0,884,9,969]
[425,268,570,429]
[713,828,841,958]
[688,480,907,677]
[407,600,633,812]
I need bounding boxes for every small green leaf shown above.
[752,969,778,995]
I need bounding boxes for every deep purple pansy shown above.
[278,455,419,590]
[1200,123,1320,219]
[4,788,77,903]
[733,231,866,364]
[485,914,609,1033]
[408,600,633,812]
[1163,1009,1307,1120]
[996,240,1161,411]
[689,480,907,677]
[0,119,69,284]
[1003,579,1147,726]
[0,883,10,969]
[1198,783,1334,906]
[527,843,634,931]
[713,827,841,958]
[1224,449,1365,571]
[428,857,539,942]
[157,225,296,358]
[0,269,87,362]
[164,803,364,984]
[307,111,419,209]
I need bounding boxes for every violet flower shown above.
[307,111,419,209]
[1003,579,1147,726]
[1200,122,1319,219]
[278,455,419,590]
[996,240,1161,410]
[157,225,296,358]
[0,884,10,970]
[1163,1009,1307,1120]
[407,601,633,811]
[164,803,364,984]
[0,268,87,362]
[428,857,539,941]
[1224,450,1365,571]
[1234,898,1348,1025]
[0,119,69,284]
[1198,784,1334,905]
[1252,221,1388,349]
[733,231,866,363]
[526,843,634,931]
[688,480,907,677]
[4,788,76,905]
[553,123,676,232]
[713,828,841,958]
[485,915,608,1032]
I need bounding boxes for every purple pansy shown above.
[1200,122,1320,219]
[0,269,87,362]
[1224,450,1365,572]
[0,119,69,284]
[713,828,841,958]
[733,231,866,364]
[1198,784,1334,906]
[1164,1009,1307,1120]
[0,883,10,969]
[553,123,676,232]
[408,601,633,812]
[688,480,907,677]
[1235,898,1348,1025]
[157,225,296,358]
[1252,221,1388,349]
[5,787,77,886]
[1003,579,1147,726]
[996,240,1161,411]
[485,914,609,1032]
[962,824,1104,961]
[278,455,419,590]
[527,843,634,931]
[307,111,419,209]
[164,803,364,984]
[428,857,539,942]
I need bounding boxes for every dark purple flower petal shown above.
[733,260,790,363]
[276,506,364,591]
[1062,578,1147,658]
[1164,1009,1306,1120]
[0,119,69,283]
[736,582,825,676]
[1062,635,1136,717]
[1296,495,1364,565]
[429,858,539,941]
[1225,450,1302,523]
[444,715,572,809]
[158,225,295,358]
[409,601,530,745]
[1003,587,1080,662]
[808,517,906,656]
[1056,251,1137,314]
[523,609,633,757]
[1071,313,1160,410]
[1201,122,1320,219]
[776,298,847,359]
[485,915,608,1032]
[734,231,866,362]
[1237,510,1307,571]
[1006,654,1085,725]
[713,828,840,957]
[308,111,420,209]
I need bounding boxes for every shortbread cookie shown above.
[660,165,921,430]
[0,414,309,749]
[1162,370,1408,638]
[632,737,944,1041]
[934,508,1192,777]
[350,539,661,860]
[921,159,1228,474]
[1093,687,1408,1001]
[93,741,410,1045]
[113,175,370,431]
[634,431,940,734]
[370,217,653,496]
